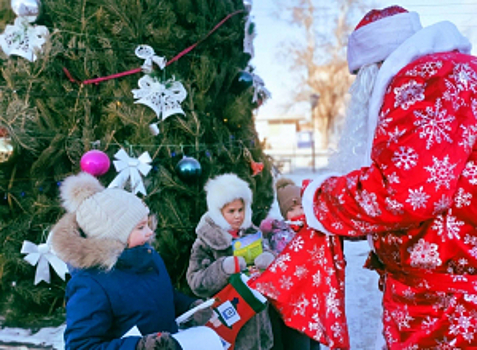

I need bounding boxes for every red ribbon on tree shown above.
[63,10,244,85]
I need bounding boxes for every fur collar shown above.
[196,213,234,250]
[50,213,126,270]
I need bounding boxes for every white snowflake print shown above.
[308,313,325,340]
[403,345,419,350]
[463,161,477,185]
[406,186,430,210]
[443,79,467,111]
[435,337,460,350]
[454,188,472,208]
[459,123,477,152]
[413,98,455,150]
[385,197,404,215]
[424,155,457,190]
[326,287,342,318]
[387,126,407,147]
[448,304,477,342]
[388,172,400,184]
[279,275,293,290]
[392,146,418,170]
[408,238,442,269]
[269,253,291,273]
[350,219,378,234]
[355,190,381,217]
[391,305,414,330]
[312,270,321,287]
[311,294,320,308]
[294,265,308,280]
[377,109,392,135]
[402,288,415,300]
[289,236,304,252]
[433,194,453,215]
[331,222,343,230]
[422,315,439,334]
[431,209,465,241]
[464,234,477,259]
[314,200,329,221]
[291,294,309,316]
[308,244,327,266]
[406,60,443,78]
[450,63,477,93]
[330,322,343,339]
[346,175,359,189]
[254,282,280,299]
[434,292,458,312]
[393,80,425,110]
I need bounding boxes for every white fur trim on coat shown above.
[204,173,253,230]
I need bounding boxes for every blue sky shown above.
[251,0,477,119]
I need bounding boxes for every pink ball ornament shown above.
[80,150,111,176]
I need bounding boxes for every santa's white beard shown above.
[327,63,380,174]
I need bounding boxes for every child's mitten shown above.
[254,251,275,269]
[222,256,246,274]
[135,332,182,350]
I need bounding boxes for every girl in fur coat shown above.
[186,173,275,350]
[50,172,211,350]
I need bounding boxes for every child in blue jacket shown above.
[51,172,211,350]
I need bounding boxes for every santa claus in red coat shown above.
[297,5,477,349]
[253,4,477,349]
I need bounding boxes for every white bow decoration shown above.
[132,75,187,120]
[21,234,68,285]
[108,149,152,195]
[135,45,167,73]
[0,17,49,62]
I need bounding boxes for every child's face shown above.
[286,204,304,220]
[221,199,245,231]
[127,216,154,248]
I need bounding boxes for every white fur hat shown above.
[60,172,149,245]
[347,6,422,74]
[204,173,253,230]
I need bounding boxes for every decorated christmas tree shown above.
[0,0,273,326]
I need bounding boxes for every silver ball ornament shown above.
[11,0,41,22]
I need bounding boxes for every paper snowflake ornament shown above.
[132,75,187,120]
[0,17,49,62]
[135,44,167,73]
[252,73,271,103]
[108,148,152,195]
[21,232,69,285]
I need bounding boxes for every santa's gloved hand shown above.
[135,332,182,350]
[222,256,246,274]
[254,252,275,270]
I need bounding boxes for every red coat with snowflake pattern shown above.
[308,51,477,349]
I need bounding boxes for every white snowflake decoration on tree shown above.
[0,17,49,62]
[413,98,454,150]
[132,75,187,120]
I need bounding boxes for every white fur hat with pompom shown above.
[60,172,149,245]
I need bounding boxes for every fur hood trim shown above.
[196,213,233,250]
[204,173,252,230]
[50,213,125,270]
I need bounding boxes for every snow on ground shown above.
[0,170,386,349]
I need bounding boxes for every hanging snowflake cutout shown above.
[0,17,49,62]
[132,75,187,120]
[424,155,457,190]
[413,98,454,150]
[393,80,425,110]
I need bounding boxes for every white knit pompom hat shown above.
[60,172,149,244]
[347,6,422,74]
[204,173,253,230]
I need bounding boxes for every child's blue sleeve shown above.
[65,276,140,350]
[173,289,197,316]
